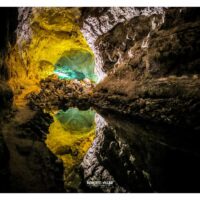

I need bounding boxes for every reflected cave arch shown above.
[54,48,97,82]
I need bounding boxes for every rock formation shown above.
[0,8,18,191]
[6,8,94,95]
[80,110,200,192]
[0,7,200,193]
[80,8,200,129]
[27,75,95,111]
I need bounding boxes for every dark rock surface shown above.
[1,105,64,192]
[79,113,151,192]
[80,7,164,78]
[80,7,200,128]
[0,7,18,193]
[0,7,18,81]
[0,133,10,192]
[27,75,95,111]
[17,110,53,141]
[0,81,13,114]
[0,8,15,116]
[80,110,200,192]
[93,77,200,129]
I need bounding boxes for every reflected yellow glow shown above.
[45,109,95,188]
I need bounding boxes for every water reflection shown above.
[1,110,64,192]
[55,108,95,134]
[45,106,200,192]
[81,110,200,192]
[45,108,96,191]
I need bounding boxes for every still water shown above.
[45,108,96,191]
[1,107,200,192]
[46,107,200,192]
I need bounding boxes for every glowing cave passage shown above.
[45,108,96,183]
[55,108,95,134]
[54,49,97,82]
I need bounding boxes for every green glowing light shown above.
[46,107,96,182]
[54,66,86,80]
[54,65,98,82]
[55,108,96,134]
[54,49,98,82]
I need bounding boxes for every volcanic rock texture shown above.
[1,7,200,193]
[80,110,200,192]
[6,8,93,95]
[80,8,200,129]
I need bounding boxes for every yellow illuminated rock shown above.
[45,108,96,190]
[7,8,94,94]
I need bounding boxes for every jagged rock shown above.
[89,8,200,128]
[80,7,164,79]
[80,110,200,192]
[27,75,95,111]
[94,77,200,129]
[79,114,151,192]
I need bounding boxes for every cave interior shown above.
[0,7,200,193]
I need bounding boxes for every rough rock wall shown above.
[80,7,164,79]
[1,109,65,192]
[85,8,200,128]
[80,111,200,192]
[0,8,18,191]
[7,8,93,94]
[0,8,17,117]
[80,113,151,192]
[3,7,200,128]
[0,8,18,81]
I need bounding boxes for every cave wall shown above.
[0,8,18,81]
[0,7,18,191]
[80,8,200,79]
[7,8,93,94]
[80,111,200,192]
[2,7,200,127]
[84,7,200,128]
[0,8,18,115]
[80,7,164,79]
[80,113,151,192]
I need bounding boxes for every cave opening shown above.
[54,49,97,82]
